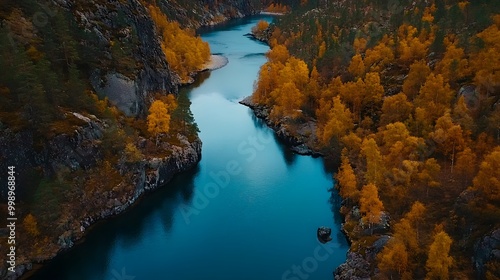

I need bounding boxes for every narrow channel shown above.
[31,15,348,280]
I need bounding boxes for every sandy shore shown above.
[202,54,229,71]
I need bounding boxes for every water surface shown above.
[31,16,348,280]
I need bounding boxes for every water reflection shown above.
[30,166,199,280]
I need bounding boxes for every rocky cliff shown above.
[0,0,256,279]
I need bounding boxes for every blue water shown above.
[31,16,348,280]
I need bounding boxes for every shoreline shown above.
[202,54,229,71]
[239,96,323,157]
[239,96,378,280]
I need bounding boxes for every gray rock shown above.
[473,228,500,278]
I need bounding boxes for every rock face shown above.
[334,252,371,280]
[473,229,500,278]
[239,96,323,157]
[0,0,257,277]
[80,134,202,229]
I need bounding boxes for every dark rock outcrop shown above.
[473,229,500,278]
[239,96,323,157]
[334,252,371,280]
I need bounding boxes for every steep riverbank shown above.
[240,97,389,279]
[239,96,322,157]
[0,1,255,279]
[22,15,348,280]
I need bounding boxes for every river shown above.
[31,15,348,280]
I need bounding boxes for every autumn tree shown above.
[335,155,359,204]
[426,230,454,280]
[353,37,368,54]
[435,43,470,83]
[406,201,426,243]
[418,158,441,197]
[414,74,454,134]
[147,100,171,144]
[148,5,210,82]
[472,147,500,203]
[364,35,395,72]
[23,213,40,237]
[124,142,143,163]
[397,24,431,65]
[378,238,410,279]
[348,54,365,78]
[380,93,414,126]
[269,81,305,120]
[402,60,431,100]
[360,183,384,227]
[361,138,385,186]
[252,20,269,37]
[320,96,354,145]
[452,95,474,133]
[429,112,466,172]
[454,147,477,185]
[266,44,290,64]
[470,21,500,94]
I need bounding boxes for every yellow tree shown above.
[470,22,500,94]
[270,81,305,121]
[378,238,410,279]
[321,96,354,145]
[361,138,385,186]
[266,44,290,64]
[455,147,477,185]
[429,112,466,172]
[426,230,454,280]
[397,24,430,65]
[335,155,359,204]
[472,147,500,202]
[405,201,426,243]
[147,100,171,144]
[402,60,431,100]
[435,43,470,83]
[452,95,474,133]
[364,36,395,72]
[360,183,384,227]
[380,93,414,126]
[348,54,365,78]
[418,158,441,197]
[23,213,40,237]
[415,74,454,128]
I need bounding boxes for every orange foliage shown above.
[360,183,384,225]
[470,21,500,93]
[252,20,270,36]
[348,54,365,78]
[264,3,290,13]
[364,36,395,72]
[472,147,500,202]
[397,24,432,64]
[148,5,210,82]
[335,155,359,203]
[426,230,454,280]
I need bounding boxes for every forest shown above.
[251,0,500,278]
[0,0,211,275]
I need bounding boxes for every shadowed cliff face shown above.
[0,1,255,279]
[53,0,258,117]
